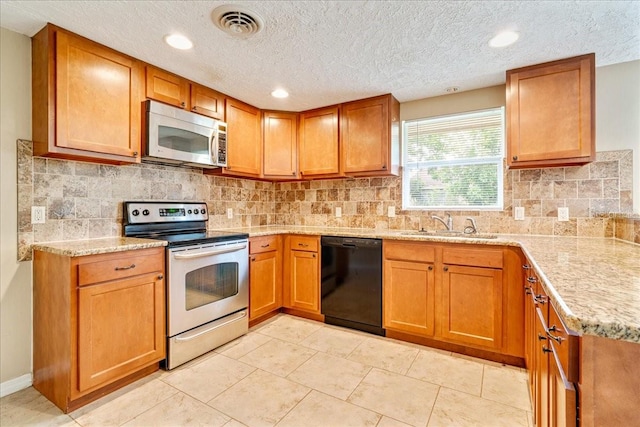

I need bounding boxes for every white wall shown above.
[0,28,33,395]
[595,60,640,214]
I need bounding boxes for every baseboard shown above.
[0,373,32,398]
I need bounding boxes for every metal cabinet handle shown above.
[192,106,197,111]
[298,243,309,247]
[542,346,553,354]
[522,264,530,270]
[547,325,563,343]
[538,333,547,341]
[180,101,186,107]
[525,287,532,295]
[251,257,256,261]
[527,276,537,283]
[312,254,316,258]
[292,172,296,176]
[428,266,433,271]
[132,151,139,156]
[534,294,546,304]
[115,264,136,271]
[382,164,387,169]
[157,274,164,280]
[513,155,518,161]
[261,244,270,248]
[443,266,449,272]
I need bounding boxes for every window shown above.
[402,108,504,210]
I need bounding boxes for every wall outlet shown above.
[557,207,569,222]
[514,207,525,221]
[388,206,396,218]
[335,207,342,217]
[32,206,46,224]
[227,208,233,219]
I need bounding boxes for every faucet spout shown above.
[432,213,453,231]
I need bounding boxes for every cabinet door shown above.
[145,66,189,108]
[506,54,595,168]
[249,250,282,320]
[299,106,341,178]
[225,98,262,177]
[263,111,298,179]
[287,250,319,313]
[55,30,142,158]
[77,272,165,391]
[383,259,435,336]
[548,343,577,427]
[535,307,551,427]
[341,94,398,176]
[190,83,225,120]
[441,264,503,350]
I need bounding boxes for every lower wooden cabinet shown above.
[383,241,436,336]
[383,241,522,360]
[441,264,503,351]
[249,235,282,320]
[283,235,320,314]
[33,247,165,413]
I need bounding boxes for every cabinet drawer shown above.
[289,235,318,252]
[250,235,280,254]
[78,250,163,286]
[384,241,435,263]
[442,247,503,268]
[548,304,579,383]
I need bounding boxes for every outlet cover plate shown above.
[227,208,233,219]
[335,207,342,217]
[514,207,525,221]
[558,207,569,222]
[31,206,46,224]
[388,206,396,218]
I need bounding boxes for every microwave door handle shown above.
[210,131,217,164]
[173,243,247,260]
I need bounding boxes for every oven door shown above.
[167,240,248,337]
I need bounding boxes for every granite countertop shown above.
[31,237,167,257]
[32,226,640,343]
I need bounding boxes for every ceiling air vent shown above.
[212,5,264,37]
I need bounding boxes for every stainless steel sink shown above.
[401,230,497,239]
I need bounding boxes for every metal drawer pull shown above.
[175,311,247,342]
[527,276,537,283]
[547,325,564,343]
[115,264,136,271]
[174,244,247,259]
[298,243,309,247]
[542,346,553,353]
[522,264,531,270]
[261,244,270,248]
[538,333,547,341]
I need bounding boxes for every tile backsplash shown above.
[16,140,635,260]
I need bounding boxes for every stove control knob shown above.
[132,209,140,216]
[142,209,149,216]
[188,209,193,214]
[200,208,206,214]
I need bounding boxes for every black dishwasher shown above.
[321,236,384,336]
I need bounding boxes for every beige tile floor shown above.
[1,314,533,427]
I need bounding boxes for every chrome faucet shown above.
[464,217,478,234]
[432,213,453,231]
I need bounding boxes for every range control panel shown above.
[125,202,208,224]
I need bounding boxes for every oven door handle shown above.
[173,243,247,259]
[175,310,247,342]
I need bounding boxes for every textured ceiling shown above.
[1,1,639,111]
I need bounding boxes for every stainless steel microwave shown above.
[143,100,227,168]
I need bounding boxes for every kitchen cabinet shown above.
[341,94,400,177]
[383,241,436,336]
[208,97,262,178]
[32,24,143,164]
[283,235,321,314]
[145,65,225,120]
[33,247,165,413]
[263,111,299,179]
[440,247,504,351]
[523,262,579,427]
[506,53,595,168]
[299,106,342,179]
[383,241,523,362]
[249,235,282,322]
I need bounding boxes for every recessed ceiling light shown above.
[489,31,519,48]
[271,89,289,98]
[164,34,193,50]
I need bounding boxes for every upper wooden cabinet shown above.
[263,111,299,179]
[32,24,144,164]
[506,54,595,168]
[341,94,400,177]
[299,106,342,179]
[221,98,263,178]
[145,65,224,120]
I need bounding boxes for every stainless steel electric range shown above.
[123,201,249,369]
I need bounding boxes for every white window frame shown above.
[402,107,505,211]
